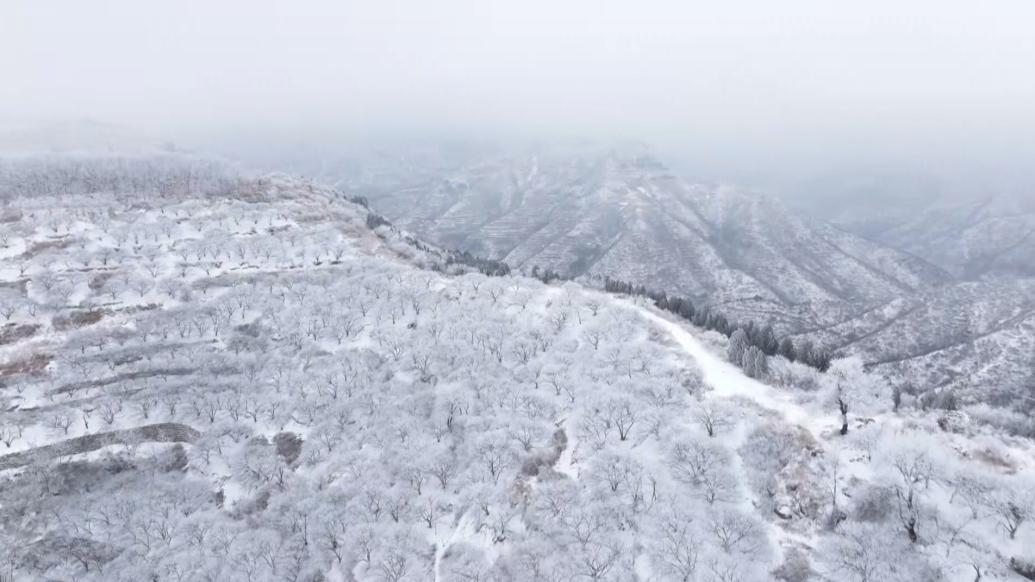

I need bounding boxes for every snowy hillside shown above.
[790,193,1035,409]
[333,146,948,332]
[833,194,1035,280]
[2,155,1034,582]
[795,278,1035,408]
[308,144,1034,414]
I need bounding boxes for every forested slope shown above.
[1,156,1033,582]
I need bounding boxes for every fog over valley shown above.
[5,0,1035,203]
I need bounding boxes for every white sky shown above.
[3,0,1034,197]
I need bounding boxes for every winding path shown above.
[627,300,814,427]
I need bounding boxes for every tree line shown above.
[359,205,832,373]
[603,277,832,372]
[362,210,511,277]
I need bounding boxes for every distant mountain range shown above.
[835,193,1035,280]
[323,144,1033,408]
[339,147,949,329]
[824,193,1035,406]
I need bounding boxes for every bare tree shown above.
[99,399,123,426]
[988,482,1034,540]
[605,398,637,441]
[0,424,20,448]
[893,452,933,543]
[694,403,731,438]
[710,511,761,554]
[655,512,700,581]
[583,329,603,350]
[379,550,408,582]
[46,411,75,435]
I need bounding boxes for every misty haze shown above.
[2,2,1034,581]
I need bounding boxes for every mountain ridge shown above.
[343,148,951,333]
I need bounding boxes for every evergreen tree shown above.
[778,337,797,362]
[597,276,828,372]
[811,349,832,372]
[742,346,769,379]
[727,329,749,364]
[798,339,816,366]
[759,325,779,355]
[755,348,770,378]
[743,321,758,344]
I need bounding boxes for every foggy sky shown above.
[3,0,1034,201]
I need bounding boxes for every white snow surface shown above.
[1,157,1034,582]
[638,304,811,427]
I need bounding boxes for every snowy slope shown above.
[327,144,1035,410]
[1,154,1033,582]
[835,193,1035,280]
[336,146,949,332]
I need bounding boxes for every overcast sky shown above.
[3,0,1034,200]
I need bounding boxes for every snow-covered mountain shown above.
[4,154,1034,582]
[796,277,1035,403]
[314,144,1035,411]
[338,146,949,332]
[838,194,1035,280]
[797,193,1035,402]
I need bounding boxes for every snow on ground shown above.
[552,415,580,480]
[633,301,812,426]
[617,298,816,561]
[4,159,1035,582]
